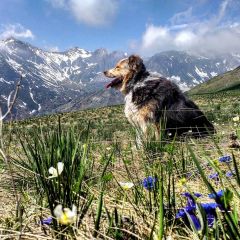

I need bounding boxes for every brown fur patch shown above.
[120,71,134,93]
[138,100,158,122]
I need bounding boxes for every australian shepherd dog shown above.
[104,55,215,138]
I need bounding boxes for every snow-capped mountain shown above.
[0,38,127,118]
[146,51,240,90]
[0,38,239,118]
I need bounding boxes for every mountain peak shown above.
[3,37,23,44]
[0,38,240,119]
[94,48,108,56]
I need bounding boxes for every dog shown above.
[104,55,215,138]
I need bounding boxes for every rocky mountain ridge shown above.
[0,38,239,118]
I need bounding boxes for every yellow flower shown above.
[119,182,134,190]
[233,116,239,122]
[48,162,64,178]
[212,159,219,167]
[178,178,187,187]
[53,204,77,225]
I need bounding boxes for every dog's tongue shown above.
[105,78,122,89]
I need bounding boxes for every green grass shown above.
[0,93,240,239]
[188,66,240,95]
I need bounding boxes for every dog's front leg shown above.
[135,120,148,148]
[154,123,161,140]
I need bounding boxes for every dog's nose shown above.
[103,71,107,75]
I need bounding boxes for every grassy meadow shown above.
[0,91,240,239]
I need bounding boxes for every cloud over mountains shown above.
[0,23,34,40]
[48,0,118,26]
[137,0,240,56]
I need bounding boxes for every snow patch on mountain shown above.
[195,66,208,79]
[29,87,41,111]
[170,75,181,82]
[210,72,218,77]
[1,38,240,119]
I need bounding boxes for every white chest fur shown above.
[124,92,139,125]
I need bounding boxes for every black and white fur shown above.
[104,55,215,138]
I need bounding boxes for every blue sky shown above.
[0,0,240,56]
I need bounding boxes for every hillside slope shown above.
[188,66,240,95]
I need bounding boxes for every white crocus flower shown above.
[48,162,64,178]
[119,182,134,190]
[53,204,77,225]
[233,116,239,122]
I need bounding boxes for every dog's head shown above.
[104,55,146,93]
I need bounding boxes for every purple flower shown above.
[219,155,231,163]
[201,202,219,212]
[41,217,52,225]
[201,203,218,227]
[194,193,202,198]
[208,190,224,199]
[176,193,219,230]
[142,176,157,190]
[189,214,201,230]
[186,172,193,178]
[181,192,202,207]
[226,171,235,178]
[208,172,219,180]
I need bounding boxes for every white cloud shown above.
[136,0,240,56]
[0,23,34,40]
[47,0,118,26]
[170,7,193,25]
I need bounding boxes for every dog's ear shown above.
[128,55,144,72]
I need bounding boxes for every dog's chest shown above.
[124,92,139,124]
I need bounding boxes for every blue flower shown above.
[181,192,202,207]
[189,214,201,230]
[41,217,52,225]
[226,171,234,178]
[219,155,231,163]
[201,203,218,227]
[142,176,157,190]
[208,172,219,180]
[201,202,219,212]
[176,193,219,230]
[194,193,202,198]
[208,190,224,199]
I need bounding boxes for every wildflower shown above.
[226,171,235,178]
[53,204,77,225]
[176,193,219,230]
[178,177,187,187]
[212,159,220,167]
[41,217,52,225]
[142,176,157,190]
[181,192,202,207]
[119,182,134,190]
[201,203,219,227]
[186,172,192,178]
[208,190,224,199]
[49,162,64,178]
[208,189,233,210]
[233,116,239,122]
[208,172,219,180]
[218,155,231,163]
[194,193,202,198]
[176,208,201,230]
